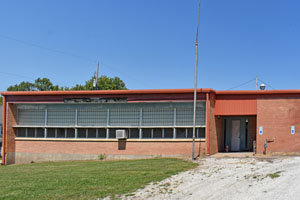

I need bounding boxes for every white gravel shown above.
[121,156,300,200]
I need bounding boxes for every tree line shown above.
[0,75,127,104]
[7,75,127,91]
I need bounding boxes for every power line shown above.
[0,34,152,88]
[0,34,97,63]
[227,77,276,90]
[258,78,276,90]
[227,78,256,90]
[0,71,35,80]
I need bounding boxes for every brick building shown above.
[1,89,299,165]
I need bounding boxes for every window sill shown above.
[15,137,206,142]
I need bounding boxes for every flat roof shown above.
[0,88,213,96]
[1,88,300,96]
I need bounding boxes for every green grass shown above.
[266,171,281,179]
[0,158,197,200]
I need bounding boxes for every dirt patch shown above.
[121,156,300,200]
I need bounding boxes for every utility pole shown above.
[256,76,258,90]
[192,0,201,160]
[95,62,99,90]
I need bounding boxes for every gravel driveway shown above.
[122,156,300,200]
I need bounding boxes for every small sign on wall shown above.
[291,126,295,135]
[259,126,263,135]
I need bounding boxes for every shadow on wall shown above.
[118,140,126,150]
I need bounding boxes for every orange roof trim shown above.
[0,88,214,96]
[1,88,300,96]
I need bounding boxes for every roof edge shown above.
[2,89,300,96]
[0,88,215,96]
[216,90,300,95]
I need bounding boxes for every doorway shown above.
[223,117,249,152]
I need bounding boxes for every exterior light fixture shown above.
[260,84,266,90]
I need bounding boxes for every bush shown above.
[98,154,106,160]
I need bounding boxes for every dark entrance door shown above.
[223,117,249,152]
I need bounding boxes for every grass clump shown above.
[98,154,106,160]
[266,171,281,179]
[0,158,197,200]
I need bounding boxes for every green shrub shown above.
[98,154,106,160]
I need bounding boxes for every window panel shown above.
[187,128,193,138]
[109,128,116,138]
[47,128,55,138]
[176,128,186,138]
[47,108,75,126]
[18,109,45,126]
[98,129,106,138]
[143,107,173,126]
[77,128,86,138]
[164,128,173,138]
[88,128,97,138]
[17,128,26,137]
[36,128,44,137]
[66,128,75,138]
[153,128,162,138]
[27,128,35,137]
[129,128,139,138]
[142,128,151,138]
[109,106,139,126]
[57,128,65,138]
[78,108,106,126]
[198,128,206,138]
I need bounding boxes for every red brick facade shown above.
[15,140,206,156]
[256,98,300,153]
[2,89,300,165]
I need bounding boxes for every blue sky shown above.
[0,0,299,91]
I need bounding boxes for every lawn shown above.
[0,158,197,200]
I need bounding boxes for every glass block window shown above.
[78,108,106,126]
[48,108,75,126]
[109,106,139,126]
[142,106,173,126]
[176,103,205,126]
[18,109,45,126]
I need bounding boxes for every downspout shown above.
[206,92,210,155]
[1,96,6,165]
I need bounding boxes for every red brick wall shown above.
[208,93,217,154]
[6,103,17,164]
[257,98,300,153]
[248,116,256,152]
[15,140,206,157]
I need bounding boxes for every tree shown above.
[7,78,59,91]
[7,81,36,91]
[6,75,127,91]
[73,75,127,90]
[34,78,59,91]
[0,96,2,105]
